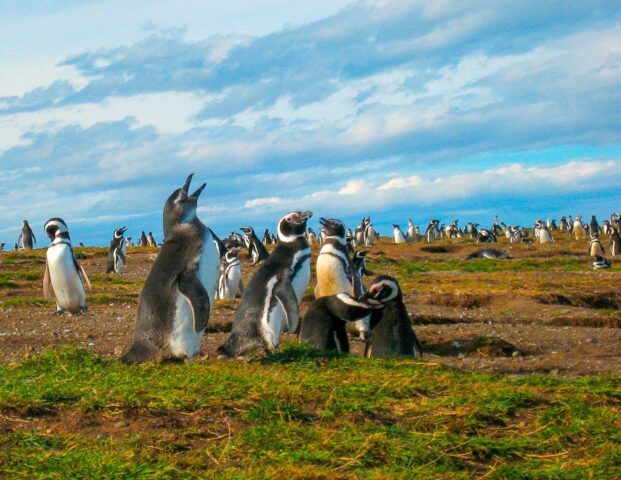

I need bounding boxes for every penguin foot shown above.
[51,310,64,316]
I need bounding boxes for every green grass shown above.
[384,258,588,275]
[0,296,53,308]
[0,345,619,479]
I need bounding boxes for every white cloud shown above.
[244,197,283,208]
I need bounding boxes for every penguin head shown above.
[319,218,345,239]
[353,250,373,276]
[44,218,69,240]
[363,275,401,304]
[225,247,240,262]
[278,211,313,242]
[163,174,206,235]
[114,226,127,239]
[240,226,256,237]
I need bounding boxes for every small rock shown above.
[512,351,521,358]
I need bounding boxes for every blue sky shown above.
[1,1,620,246]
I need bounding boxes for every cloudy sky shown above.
[1,1,620,245]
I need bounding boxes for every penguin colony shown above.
[6,177,618,363]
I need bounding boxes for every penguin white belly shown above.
[196,230,219,306]
[47,245,86,313]
[221,266,241,300]
[170,291,202,358]
[291,248,311,302]
[315,248,351,298]
[394,231,406,243]
[260,276,282,349]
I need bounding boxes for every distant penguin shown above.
[592,255,611,270]
[559,217,568,232]
[307,227,317,246]
[406,219,418,242]
[353,219,365,247]
[465,249,512,260]
[589,235,604,257]
[574,216,586,240]
[590,216,600,237]
[361,276,422,358]
[468,223,479,240]
[105,227,127,274]
[43,218,91,315]
[537,220,554,244]
[122,174,219,363]
[393,224,407,244]
[240,226,270,265]
[609,227,620,256]
[262,229,273,245]
[363,217,378,245]
[125,237,133,248]
[602,220,612,235]
[299,293,379,353]
[139,231,148,247]
[315,218,354,298]
[13,242,18,251]
[147,232,157,247]
[217,247,242,300]
[477,229,497,244]
[18,220,36,250]
[218,211,313,357]
[0,243,5,251]
[352,250,373,340]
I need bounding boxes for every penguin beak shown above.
[182,173,194,193]
[296,211,313,224]
[119,226,127,234]
[189,182,206,200]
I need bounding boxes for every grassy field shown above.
[0,234,620,478]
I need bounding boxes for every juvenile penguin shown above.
[18,220,36,250]
[105,226,127,274]
[608,226,620,256]
[315,218,354,298]
[217,247,242,300]
[43,218,91,315]
[122,175,218,363]
[361,275,422,358]
[218,211,313,357]
[299,293,379,353]
[240,226,269,265]
[393,224,407,244]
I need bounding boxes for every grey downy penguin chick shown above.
[361,275,422,358]
[218,211,313,357]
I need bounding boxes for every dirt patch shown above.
[419,292,490,309]
[536,292,620,310]
[425,336,519,358]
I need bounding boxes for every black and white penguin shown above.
[468,223,479,240]
[424,220,440,242]
[592,255,611,270]
[299,293,379,353]
[602,220,612,235]
[363,217,379,245]
[218,210,313,356]
[139,231,148,247]
[360,275,422,358]
[353,219,365,247]
[574,215,586,240]
[406,219,418,242]
[240,226,270,265]
[122,175,219,363]
[147,232,157,247]
[315,218,354,298]
[17,220,36,250]
[393,224,407,244]
[43,218,91,315]
[105,227,127,274]
[125,237,133,248]
[590,216,600,237]
[477,229,497,244]
[307,227,317,246]
[559,216,568,232]
[262,229,273,245]
[352,250,373,340]
[465,248,512,260]
[589,235,604,257]
[608,226,620,256]
[0,243,5,251]
[217,247,242,300]
[536,220,554,244]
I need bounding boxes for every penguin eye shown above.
[286,216,293,222]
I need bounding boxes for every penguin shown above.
[125,237,133,248]
[0,243,5,251]
[307,227,317,246]
[424,220,440,242]
[559,216,568,232]
[105,226,127,274]
[353,219,365,247]
[17,220,36,250]
[574,216,585,240]
[590,216,600,237]
[217,247,242,300]
[589,235,604,257]
[43,218,91,315]
[393,224,407,244]
[240,226,269,265]
[536,220,554,244]
[406,219,418,242]
[139,231,148,247]
[319,227,327,245]
[592,255,611,270]
[465,248,512,260]
[315,218,354,298]
[352,250,374,340]
[13,242,18,251]
[299,293,379,353]
[122,174,219,364]
[477,229,497,244]
[608,226,620,256]
[602,220,612,235]
[364,217,378,246]
[147,232,157,247]
[218,210,313,356]
[360,275,422,358]
[78,242,85,248]
[468,223,479,240]
[262,228,273,245]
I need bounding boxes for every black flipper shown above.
[334,322,350,353]
[274,276,300,333]
[177,270,211,334]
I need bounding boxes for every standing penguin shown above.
[139,231,148,247]
[147,232,157,247]
[574,216,586,240]
[590,216,600,237]
[43,218,91,315]
[589,235,604,257]
[352,250,373,340]
[17,220,36,250]
[406,219,418,242]
[315,218,354,298]
[307,228,317,246]
[105,227,127,274]
[299,293,379,353]
[122,174,219,363]
[537,220,554,244]
[393,224,407,244]
[364,217,378,245]
[218,211,313,357]
[241,226,270,265]
[262,229,273,246]
[608,226,621,256]
[361,275,422,358]
[217,247,242,300]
